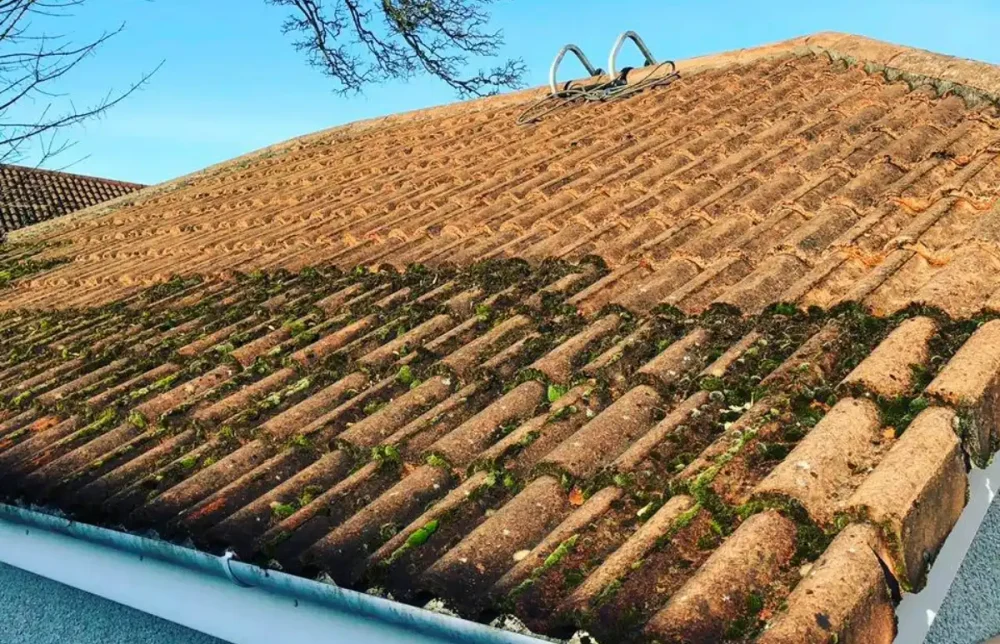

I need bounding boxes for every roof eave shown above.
[0,502,545,644]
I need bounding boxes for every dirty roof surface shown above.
[0,165,143,234]
[2,32,1000,644]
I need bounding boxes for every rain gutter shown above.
[0,502,544,644]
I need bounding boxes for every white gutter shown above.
[0,503,545,644]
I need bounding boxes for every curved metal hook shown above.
[221,550,254,588]
[608,30,657,79]
[549,44,603,96]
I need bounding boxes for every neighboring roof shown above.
[0,164,143,234]
[1,31,999,644]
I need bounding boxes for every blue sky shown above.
[16,0,1000,184]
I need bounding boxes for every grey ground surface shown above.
[0,562,227,644]
[926,490,1000,644]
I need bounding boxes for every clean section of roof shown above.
[2,31,1000,644]
[5,32,1000,316]
[0,165,143,234]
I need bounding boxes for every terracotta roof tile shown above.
[3,32,1000,643]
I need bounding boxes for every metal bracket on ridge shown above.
[549,44,604,96]
[608,30,658,79]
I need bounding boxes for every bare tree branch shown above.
[0,0,160,168]
[268,0,525,98]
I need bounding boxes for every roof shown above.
[6,31,1000,316]
[1,31,999,643]
[0,165,143,234]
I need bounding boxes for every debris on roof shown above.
[0,164,143,234]
[2,31,1000,644]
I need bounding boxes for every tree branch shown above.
[0,0,159,166]
[269,0,524,97]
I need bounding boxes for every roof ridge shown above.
[677,32,1000,100]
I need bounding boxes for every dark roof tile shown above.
[0,164,142,232]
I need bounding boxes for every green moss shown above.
[700,376,725,392]
[3,428,28,444]
[397,365,415,386]
[9,390,32,408]
[260,391,283,410]
[771,302,798,316]
[127,410,148,430]
[270,501,297,520]
[696,533,719,550]
[612,472,634,490]
[593,579,623,607]
[384,519,441,565]
[178,455,199,470]
[426,453,451,469]
[547,404,578,422]
[517,430,541,447]
[151,373,180,392]
[0,255,70,289]
[407,519,439,547]
[636,501,658,522]
[283,319,308,336]
[543,534,578,568]
[875,393,928,434]
[76,408,119,440]
[509,533,580,599]
[298,485,323,507]
[723,591,766,639]
[286,377,312,396]
[371,444,401,463]
[547,383,568,403]
[740,496,834,565]
[364,399,387,416]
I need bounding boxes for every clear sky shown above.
[16,0,1000,185]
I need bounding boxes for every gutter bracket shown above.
[222,549,254,588]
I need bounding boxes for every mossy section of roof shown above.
[0,254,995,643]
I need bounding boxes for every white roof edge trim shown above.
[895,457,1000,643]
[0,503,545,644]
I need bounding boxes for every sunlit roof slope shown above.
[4,32,1000,317]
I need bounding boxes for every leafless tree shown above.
[269,0,525,98]
[0,0,159,167]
